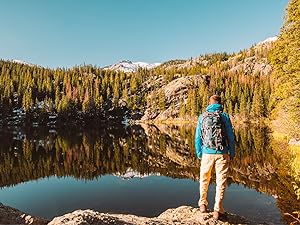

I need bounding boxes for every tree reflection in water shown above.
[0,123,299,223]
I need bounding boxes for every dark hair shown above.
[209,95,221,104]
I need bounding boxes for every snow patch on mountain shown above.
[103,60,161,73]
[113,168,160,180]
[257,36,278,46]
[12,59,35,66]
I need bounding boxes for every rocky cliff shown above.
[141,75,207,121]
[134,39,275,122]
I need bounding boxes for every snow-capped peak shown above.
[257,36,278,46]
[12,59,34,66]
[103,60,161,73]
[113,168,160,180]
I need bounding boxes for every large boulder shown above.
[0,203,48,225]
[141,75,206,121]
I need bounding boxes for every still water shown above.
[0,176,280,224]
[0,123,297,224]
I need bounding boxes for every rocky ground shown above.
[0,203,254,225]
[0,203,48,225]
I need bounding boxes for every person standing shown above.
[194,94,235,220]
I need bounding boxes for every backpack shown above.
[201,110,227,150]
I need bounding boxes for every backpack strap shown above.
[200,112,209,145]
[213,111,222,150]
[219,112,229,148]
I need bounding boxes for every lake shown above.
[0,123,297,224]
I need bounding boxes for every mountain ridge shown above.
[103,60,161,73]
[0,35,277,129]
[8,36,278,72]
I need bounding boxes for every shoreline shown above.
[137,117,300,147]
[135,116,266,127]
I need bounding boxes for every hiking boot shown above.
[199,204,207,213]
[212,211,226,220]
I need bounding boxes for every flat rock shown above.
[49,206,251,225]
[0,203,253,225]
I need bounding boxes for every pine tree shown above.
[158,91,166,110]
[22,89,33,112]
[179,101,186,118]
[113,82,120,105]
[226,100,233,115]
[82,90,90,113]
[239,94,247,118]
[251,88,264,118]
[202,89,209,111]
[234,102,239,115]
[122,87,129,103]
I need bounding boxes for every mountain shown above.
[113,168,160,180]
[0,36,277,126]
[139,36,278,121]
[257,36,278,46]
[103,60,161,73]
[12,59,35,67]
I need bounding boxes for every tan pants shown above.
[198,153,229,213]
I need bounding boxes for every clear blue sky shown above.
[0,0,288,68]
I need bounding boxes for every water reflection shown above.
[0,123,299,223]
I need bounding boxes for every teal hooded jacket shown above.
[194,103,235,159]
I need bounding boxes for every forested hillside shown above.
[0,61,148,125]
[269,0,300,138]
[0,40,274,127]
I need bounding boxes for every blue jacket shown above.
[195,103,235,159]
